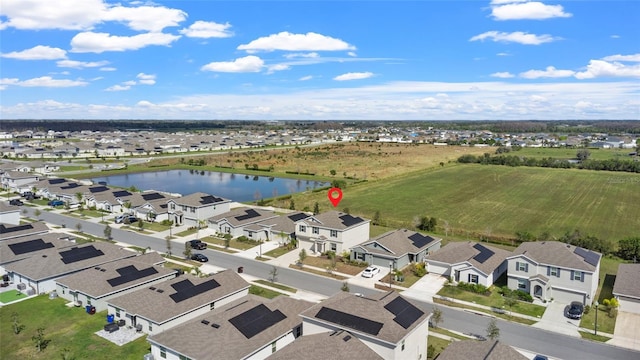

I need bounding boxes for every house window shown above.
[357,253,365,261]
[312,227,319,235]
[271,341,277,353]
[170,203,175,210]
[248,231,253,238]
[517,262,528,272]
[115,308,120,317]
[401,339,405,351]
[331,243,337,252]
[573,272,583,281]
[160,347,166,358]
[179,356,191,360]
[330,230,338,238]
[469,274,479,284]
[518,279,527,290]
[210,302,215,310]
[299,225,306,232]
[550,267,559,277]
[294,326,302,338]
[149,324,153,332]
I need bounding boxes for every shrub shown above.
[457,282,489,295]
[583,305,591,315]
[412,262,427,277]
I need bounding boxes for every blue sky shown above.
[1,0,638,120]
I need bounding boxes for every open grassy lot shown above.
[291,164,640,241]
[0,296,149,360]
[514,147,635,161]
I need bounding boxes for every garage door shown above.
[552,288,585,304]
[620,297,640,314]
[370,256,393,268]
[426,262,450,276]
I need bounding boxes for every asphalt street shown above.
[23,207,640,360]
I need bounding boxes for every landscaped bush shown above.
[457,282,489,295]
[236,236,260,245]
[412,262,427,277]
[160,219,173,226]
[499,286,534,302]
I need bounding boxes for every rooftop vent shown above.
[100,269,106,272]
[201,320,210,325]
[211,323,220,329]
[156,289,164,293]
[149,287,156,290]
[343,335,352,342]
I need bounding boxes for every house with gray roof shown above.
[1,170,40,193]
[436,340,528,360]
[299,291,431,360]
[267,329,383,360]
[167,192,231,227]
[0,221,51,241]
[612,264,640,314]
[0,233,77,274]
[255,211,311,243]
[147,295,314,360]
[425,241,510,287]
[295,210,370,254]
[351,229,441,270]
[107,270,250,335]
[0,202,22,225]
[208,207,279,238]
[55,252,175,311]
[506,241,601,305]
[3,241,136,294]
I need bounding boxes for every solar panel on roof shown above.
[288,212,309,222]
[112,190,132,197]
[61,183,79,189]
[8,239,54,255]
[384,297,424,329]
[0,224,34,234]
[89,186,109,193]
[141,192,164,201]
[315,307,383,336]
[235,209,261,221]
[408,233,435,248]
[49,178,65,184]
[339,214,364,227]
[574,247,600,267]
[107,266,159,287]
[59,245,105,264]
[229,304,287,339]
[472,243,495,264]
[200,195,223,204]
[169,279,221,303]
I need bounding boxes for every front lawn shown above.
[427,336,451,359]
[433,297,537,325]
[0,295,149,360]
[437,285,546,318]
[174,228,198,237]
[263,246,294,258]
[254,280,298,293]
[580,304,617,335]
[203,236,262,251]
[249,285,286,299]
[302,255,367,276]
[289,264,348,280]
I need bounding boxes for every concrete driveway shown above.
[401,273,447,302]
[607,311,640,351]
[531,301,580,337]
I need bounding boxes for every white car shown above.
[361,266,380,278]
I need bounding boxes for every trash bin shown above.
[89,306,96,315]
[237,266,244,273]
[107,314,115,323]
[85,305,92,314]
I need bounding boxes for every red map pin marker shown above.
[327,187,343,207]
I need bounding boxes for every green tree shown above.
[313,202,320,215]
[103,224,112,240]
[341,281,350,292]
[289,199,295,210]
[183,242,192,259]
[298,249,307,266]
[34,209,41,219]
[372,210,381,226]
[137,219,144,231]
[486,319,500,340]
[74,192,83,208]
[32,327,49,352]
[503,292,518,315]
[330,169,337,176]
[269,266,279,283]
[431,306,443,328]
[576,149,591,161]
[75,222,82,232]
[618,237,640,261]
[12,312,24,334]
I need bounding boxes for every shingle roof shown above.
[148,295,314,360]
[356,229,441,258]
[613,264,640,299]
[510,241,600,272]
[0,233,77,264]
[266,331,383,360]
[299,210,369,230]
[3,241,136,281]
[171,192,230,207]
[436,340,528,360]
[0,221,50,240]
[258,212,311,234]
[0,202,20,213]
[426,241,511,276]
[107,270,250,324]
[209,207,279,227]
[55,253,175,298]
[300,291,429,344]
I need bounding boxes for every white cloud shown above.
[1,76,88,88]
[105,84,131,91]
[238,32,355,53]
[102,5,186,32]
[136,73,156,85]
[201,56,264,73]
[283,52,319,59]
[299,75,313,81]
[348,52,357,57]
[333,72,374,81]
[56,59,109,68]
[491,1,572,20]
[470,31,557,45]
[574,60,640,79]
[602,54,640,62]
[519,66,575,79]
[610,35,620,39]
[496,52,511,56]
[1,45,67,60]
[491,72,515,78]
[70,31,181,53]
[0,0,106,30]
[100,67,117,71]
[490,0,528,4]
[122,80,137,86]
[179,20,233,38]
[266,64,290,74]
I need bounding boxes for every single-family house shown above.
[209,207,279,238]
[425,241,510,287]
[267,330,383,360]
[167,192,231,227]
[1,171,39,193]
[147,295,314,360]
[436,340,528,360]
[55,252,176,312]
[107,270,250,335]
[257,212,311,244]
[0,202,21,225]
[299,291,431,360]
[506,241,601,304]
[0,221,50,241]
[351,229,442,269]
[294,211,370,254]
[3,241,136,294]
[612,264,640,314]
[0,233,77,274]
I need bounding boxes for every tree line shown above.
[458,153,640,173]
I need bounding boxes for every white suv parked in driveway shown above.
[361,266,380,278]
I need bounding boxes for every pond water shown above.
[91,170,328,202]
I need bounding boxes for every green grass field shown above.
[293,164,640,241]
[514,147,636,161]
[0,290,28,304]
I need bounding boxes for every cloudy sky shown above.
[1,0,638,120]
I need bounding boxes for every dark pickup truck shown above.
[188,240,207,250]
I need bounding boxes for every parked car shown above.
[188,239,207,250]
[48,200,64,207]
[115,215,126,223]
[361,266,380,278]
[533,355,549,360]
[191,253,209,262]
[9,199,23,206]
[566,301,584,319]
[123,216,138,224]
